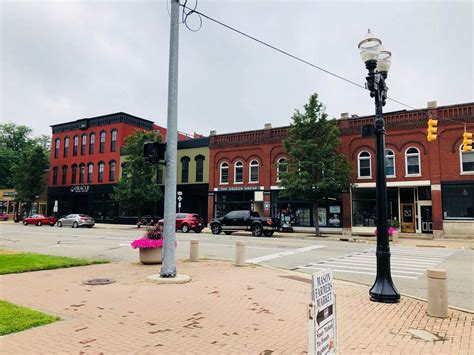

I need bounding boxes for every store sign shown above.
[2,192,17,197]
[216,186,261,192]
[329,206,340,213]
[70,185,90,193]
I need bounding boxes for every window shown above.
[71,164,77,184]
[79,164,85,183]
[54,138,60,158]
[195,155,204,182]
[110,129,117,152]
[87,163,93,183]
[81,134,87,155]
[109,160,116,182]
[99,131,106,153]
[61,165,68,185]
[442,183,474,219]
[53,167,58,185]
[358,151,371,178]
[249,160,259,183]
[73,135,78,156]
[277,157,287,182]
[460,145,474,173]
[385,150,395,177]
[121,163,128,179]
[405,147,420,175]
[181,156,190,183]
[63,137,69,157]
[234,161,243,183]
[220,162,229,184]
[89,133,95,154]
[98,162,105,182]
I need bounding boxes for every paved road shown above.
[1,222,472,311]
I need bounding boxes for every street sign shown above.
[177,196,182,202]
[177,191,183,196]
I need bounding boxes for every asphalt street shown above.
[0,222,472,311]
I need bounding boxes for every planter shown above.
[139,248,162,265]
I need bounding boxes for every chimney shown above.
[340,113,349,119]
[210,130,216,136]
[427,101,437,109]
[264,123,272,129]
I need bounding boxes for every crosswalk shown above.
[296,247,458,279]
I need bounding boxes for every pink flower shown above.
[374,227,398,236]
[130,238,178,249]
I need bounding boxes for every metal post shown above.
[160,0,180,278]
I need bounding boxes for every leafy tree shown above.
[112,130,163,217]
[280,93,352,236]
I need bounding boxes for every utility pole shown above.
[160,0,180,278]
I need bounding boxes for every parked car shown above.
[136,215,161,228]
[0,213,8,221]
[158,213,205,233]
[22,214,57,226]
[57,214,95,228]
[210,210,280,237]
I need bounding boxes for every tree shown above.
[112,130,163,217]
[279,93,352,237]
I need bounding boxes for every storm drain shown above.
[82,278,115,286]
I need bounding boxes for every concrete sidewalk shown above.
[1,260,472,354]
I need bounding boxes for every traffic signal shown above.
[463,132,473,152]
[426,118,438,142]
[144,142,167,164]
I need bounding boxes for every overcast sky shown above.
[1,0,472,138]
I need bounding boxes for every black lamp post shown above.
[358,30,400,303]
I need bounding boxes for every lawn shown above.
[0,250,108,274]
[0,300,60,335]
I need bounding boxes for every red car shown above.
[22,214,57,226]
[158,213,205,233]
[0,213,8,221]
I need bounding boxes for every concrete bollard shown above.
[392,230,399,244]
[235,241,246,267]
[190,240,199,262]
[427,269,448,318]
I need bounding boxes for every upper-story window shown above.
[181,156,190,183]
[87,163,94,183]
[277,157,287,182]
[52,166,58,185]
[405,147,421,176]
[234,161,244,183]
[111,129,117,152]
[460,144,474,174]
[54,138,60,159]
[79,163,85,183]
[195,155,204,182]
[249,160,259,183]
[73,135,79,156]
[385,150,395,177]
[71,164,77,184]
[81,134,87,155]
[98,161,105,182]
[122,163,128,180]
[99,131,106,153]
[63,137,70,157]
[109,160,116,182]
[220,162,229,184]
[61,165,68,185]
[358,151,371,178]
[89,133,95,154]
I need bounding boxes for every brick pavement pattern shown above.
[1,260,472,354]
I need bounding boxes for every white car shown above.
[57,214,95,228]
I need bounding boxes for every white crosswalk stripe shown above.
[296,247,458,280]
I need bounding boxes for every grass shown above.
[0,250,108,275]
[0,300,60,335]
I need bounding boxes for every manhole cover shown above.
[83,278,115,286]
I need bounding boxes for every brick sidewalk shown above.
[1,260,472,354]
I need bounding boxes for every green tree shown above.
[112,130,163,217]
[280,93,352,237]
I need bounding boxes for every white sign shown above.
[54,200,58,207]
[311,270,336,355]
[178,202,181,208]
[329,206,340,213]
[177,191,183,196]
[318,208,327,227]
[53,206,58,212]
[177,196,182,202]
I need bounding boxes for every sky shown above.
[1,0,472,138]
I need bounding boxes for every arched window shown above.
[52,166,58,185]
[405,147,420,175]
[181,156,190,183]
[358,151,371,178]
[460,144,474,173]
[63,137,70,157]
[234,161,243,183]
[220,162,229,184]
[249,160,259,183]
[79,163,85,183]
[73,135,79,156]
[109,160,116,182]
[54,138,60,159]
[277,157,287,182]
[71,164,77,184]
[385,150,395,177]
[195,155,205,182]
[99,131,106,153]
[98,161,105,182]
[89,133,95,154]
[61,165,68,185]
[87,163,94,183]
[81,134,87,155]
[110,129,117,152]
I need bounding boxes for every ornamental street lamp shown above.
[358,30,400,303]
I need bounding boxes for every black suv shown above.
[210,210,280,237]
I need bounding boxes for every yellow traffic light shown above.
[427,118,438,142]
[463,132,473,152]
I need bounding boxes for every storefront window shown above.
[442,183,474,219]
[352,189,376,227]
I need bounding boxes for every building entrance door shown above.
[419,205,433,233]
[401,203,415,232]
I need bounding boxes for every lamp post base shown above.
[369,250,401,303]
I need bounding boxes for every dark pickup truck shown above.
[210,210,280,237]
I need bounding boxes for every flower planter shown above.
[139,248,162,265]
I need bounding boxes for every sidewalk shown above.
[1,260,472,354]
